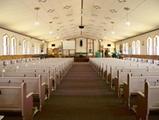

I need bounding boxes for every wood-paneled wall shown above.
[0,54,46,60]
[122,54,159,60]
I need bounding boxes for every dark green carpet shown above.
[36,63,135,120]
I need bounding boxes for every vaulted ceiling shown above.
[0,0,159,42]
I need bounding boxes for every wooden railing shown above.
[122,54,159,60]
[0,54,47,60]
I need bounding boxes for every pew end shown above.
[136,81,159,120]
[0,83,33,120]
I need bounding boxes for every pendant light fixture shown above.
[124,7,131,26]
[126,13,131,26]
[34,7,40,26]
[49,21,53,35]
[111,21,115,35]
[79,0,84,36]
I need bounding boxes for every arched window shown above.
[37,44,40,54]
[3,34,9,55]
[136,40,140,54]
[11,37,16,55]
[27,41,30,54]
[125,43,128,54]
[154,35,159,55]
[34,43,37,54]
[132,41,136,54]
[22,40,27,54]
[147,37,153,55]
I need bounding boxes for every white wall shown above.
[101,40,115,52]
[47,38,116,56]
[48,41,62,49]
[115,29,159,55]
[0,28,47,55]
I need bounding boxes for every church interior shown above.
[0,0,159,120]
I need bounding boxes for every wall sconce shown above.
[32,44,34,48]
[142,41,144,46]
[19,41,21,46]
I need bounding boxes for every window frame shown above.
[3,34,10,55]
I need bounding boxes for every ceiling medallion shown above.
[105,16,111,20]
[53,17,59,20]
[110,9,117,13]
[47,9,55,13]
[64,5,72,9]
[124,7,130,11]
[93,5,101,10]
[118,0,127,3]
[110,21,115,24]
[34,7,40,10]
[39,0,47,3]
[49,21,53,24]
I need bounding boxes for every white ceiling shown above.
[0,0,159,42]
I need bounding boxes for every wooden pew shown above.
[123,74,159,109]
[1,57,73,91]
[136,79,159,120]
[0,82,33,120]
[2,69,57,98]
[115,69,148,97]
[0,76,45,111]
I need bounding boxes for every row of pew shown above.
[123,57,159,65]
[90,58,159,120]
[0,58,41,67]
[0,58,73,120]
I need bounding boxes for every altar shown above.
[74,52,89,62]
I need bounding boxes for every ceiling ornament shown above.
[110,9,117,13]
[47,9,55,13]
[105,16,111,20]
[118,0,127,3]
[63,5,72,9]
[93,5,101,10]
[52,17,59,20]
[38,0,47,3]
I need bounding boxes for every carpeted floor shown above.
[2,63,158,120]
[35,62,136,120]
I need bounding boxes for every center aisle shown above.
[37,63,135,120]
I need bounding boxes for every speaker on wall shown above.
[52,44,55,47]
[107,44,111,47]
[80,40,83,47]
